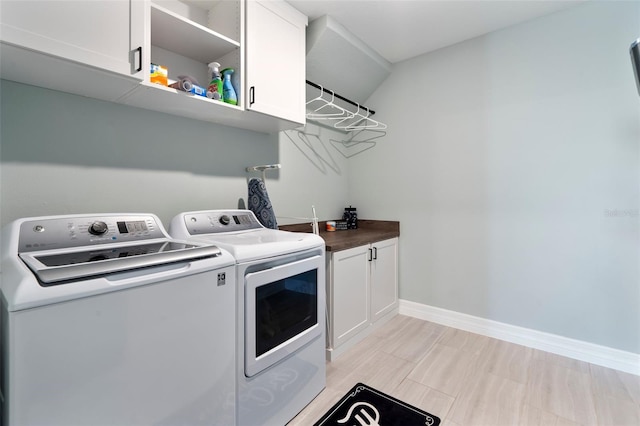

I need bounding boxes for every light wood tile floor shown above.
[288,315,640,426]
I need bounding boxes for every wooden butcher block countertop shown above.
[279,220,400,252]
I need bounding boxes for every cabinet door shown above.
[245,0,307,124]
[330,245,370,349]
[370,238,399,322]
[0,0,144,78]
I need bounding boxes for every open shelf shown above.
[150,4,239,65]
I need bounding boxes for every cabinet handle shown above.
[135,46,142,72]
[373,247,378,260]
[368,248,373,262]
[249,86,255,106]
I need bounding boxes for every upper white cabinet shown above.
[119,0,248,127]
[0,0,144,100]
[0,0,144,77]
[245,0,307,125]
[0,0,308,133]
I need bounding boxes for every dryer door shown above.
[244,254,323,377]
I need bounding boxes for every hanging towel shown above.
[248,177,278,229]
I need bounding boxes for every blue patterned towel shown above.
[248,177,278,229]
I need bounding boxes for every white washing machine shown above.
[0,213,237,426]
[170,210,326,426]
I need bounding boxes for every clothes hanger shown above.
[304,80,388,131]
[333,103,361,129]
[306,88,352,121]
[339,106,387,131]
[305,84,326,109]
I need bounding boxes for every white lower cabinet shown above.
[329,244,371,350]
[370,238,400,322]
[326,238,398,360]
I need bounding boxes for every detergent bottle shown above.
[221,68,238,105]
[206,62,223,100]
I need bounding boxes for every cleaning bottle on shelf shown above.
[206,62,223,101]
[221,68,238,105]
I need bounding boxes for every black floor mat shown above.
[313,383,441,426]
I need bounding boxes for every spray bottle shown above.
[206,62,223,101]
[221,68,238,105]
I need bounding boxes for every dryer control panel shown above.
[18,214,166,252]
[178,210,264,236]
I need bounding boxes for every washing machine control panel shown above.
[18,214,166,252]
[181,210,263,235]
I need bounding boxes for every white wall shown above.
[349,1,640,353]
[270,123,351,224]
[0,81,350,228]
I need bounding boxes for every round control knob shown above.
[88,221,109,235]
[219,215,231,225]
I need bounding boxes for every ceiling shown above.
[288,0,586,64]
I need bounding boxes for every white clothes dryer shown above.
[170,210,326,426]
[1,213,237,426]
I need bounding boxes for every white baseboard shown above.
[399,299,640,376]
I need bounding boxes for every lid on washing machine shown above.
[1,213,235,311]
[19,240,222,285]
[11,214,223,285]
